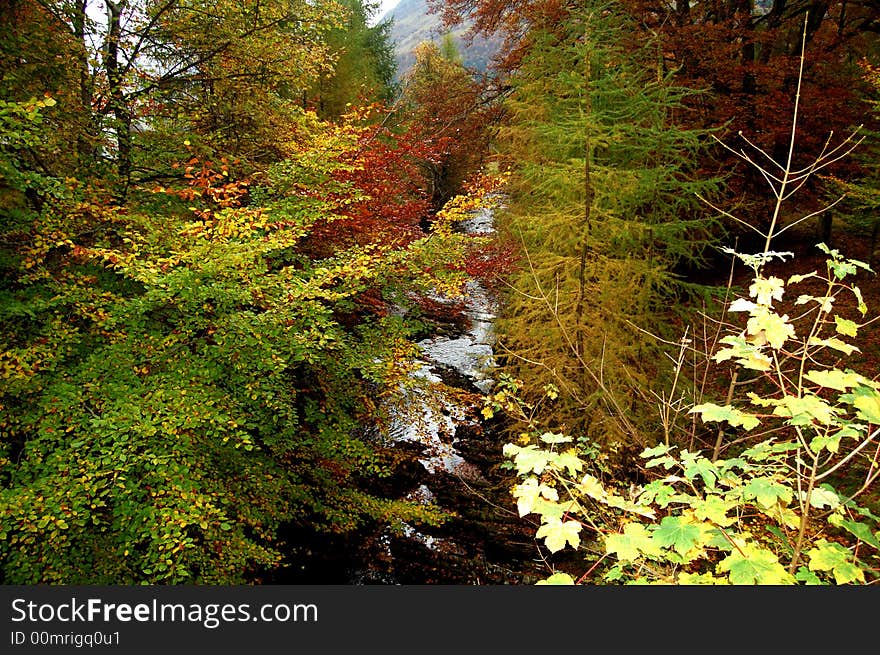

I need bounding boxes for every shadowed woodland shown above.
[1,0,879,584]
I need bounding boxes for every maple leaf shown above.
[502,444,550,475]
[806,539,865,584]
[690,403,760,431]
[692,494,737,527]
[512,477,558,517]
[680,451,719,488]
[802,487,839,510]
[804,369,866,392]
[741,476,793,509]
[549,450,585,476]
[652,515,704,555]
[605,523,661,561]
[578,474,608,501]
[748,276,785,306]
[809,336,860,356]
[746,308,795,349]
[772,393,839,426]
[539,431,571,444]
[717,543,795,584]
[832,519,880,549]
[536,572,575,585]
[536,518,582,553]
[853,391,880,424]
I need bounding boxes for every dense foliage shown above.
[490,2,722,450]
[1,0,877,585]
[440,0,880,583]
[0,0,494,583]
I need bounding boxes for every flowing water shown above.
[343,201,553,584]
[275,201,552,584]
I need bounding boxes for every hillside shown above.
[384,0,503,77]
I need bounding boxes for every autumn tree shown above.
[613,1,879,233]
[400,39,497,212]
[4,1,343,197]
[0,0,95,177]
[491,1,722,452]
[0,0,486,584]
[0,86,484,582]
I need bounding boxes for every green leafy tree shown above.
[0,99,474,583]
[310,0,398,119]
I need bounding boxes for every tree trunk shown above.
[72,0,94,169]
[105,0,132,198]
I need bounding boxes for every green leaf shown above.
[652,515,705,556]
[680,451,718,488]
[795,294,834,313]
[536,572,575,585]
[806,539,865,584]
[809,336,860,356]
[603,494,657,519]
[637,479,687,508]
[794,567,823,585]
[530,498,569,522]
[692,495,737,527]
[834,520,880,550]
[713,336,773,371]
[690,403,760,430]
[605,522,661,562]
[834,316,858,337]
[742,476,793,509]
[548,450,585,476]
[853,390,880,424]
[717,543,795,584]
[803,369,864,392]
[811,424,862,455]
[772,394,838,426]
[539,431,572,444]
[803,487,839,510]
[808,432,842,454]
[644,454,677,469]
[828,258,857,280]
[766,526,794,555]
[640,443,673,458]
[536,518,582,553]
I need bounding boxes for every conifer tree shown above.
[495,1,722,451]
[310,0,399,119]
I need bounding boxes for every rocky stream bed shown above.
[270,203,560,585]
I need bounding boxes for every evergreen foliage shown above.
[310,0,399,119]
[494,2,722,449]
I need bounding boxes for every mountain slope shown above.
[383,0,502,78]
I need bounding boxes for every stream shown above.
[274,200,552,584]
[347,200,549,584]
